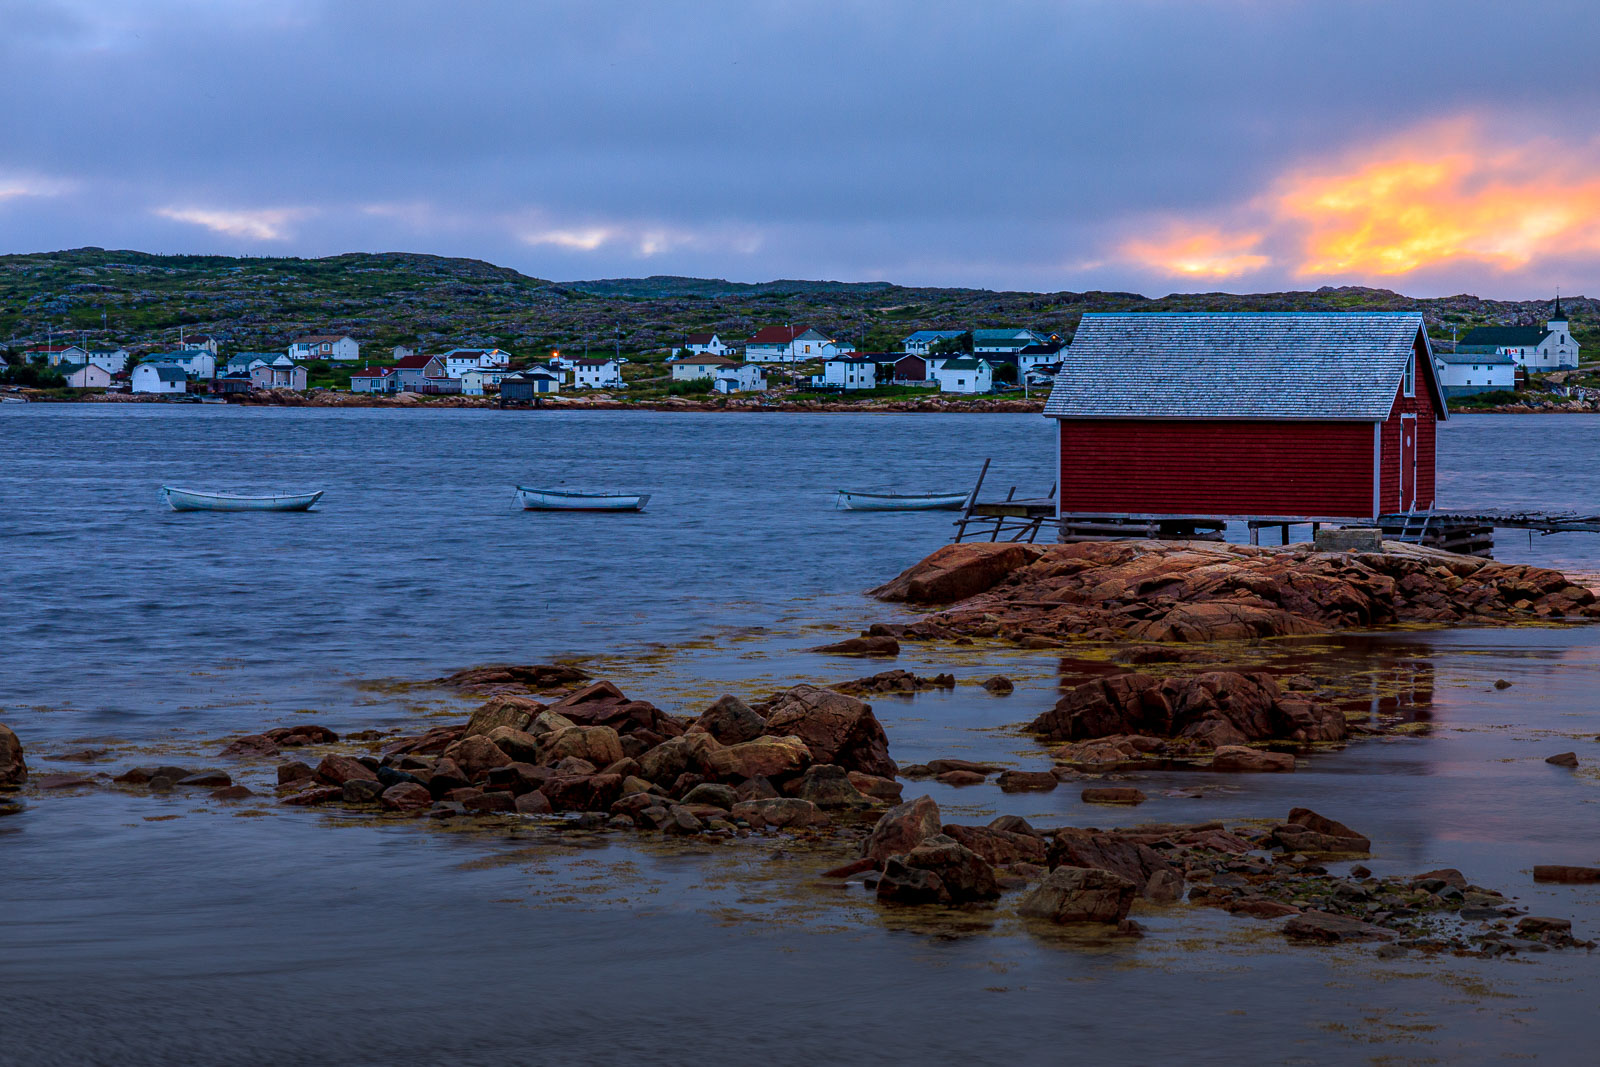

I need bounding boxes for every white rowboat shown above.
[516,487,650,512]
[836,490,973,511]
[161,486,324,512]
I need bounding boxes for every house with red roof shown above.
[743,325,854,364]
[350,366,399,394]
[672,332,732,358]
[391,353,446,391]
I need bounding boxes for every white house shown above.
[971,328,1046,354]
[815,355,879,390]
[901,330,966,356]
[933,357,994,394]
[148,349,216,380]
[1455,299,1579,371]
[28,344,87,366]
[460,367,512,395]
[250,361,308,391]
[131,364,187,394]
[178,334,220,356]
[572,358,623,389]
[523,362,566,384]
[1433,351,1516,397]
[58,362,111,389]
[350,366,399,394]
[671,354,740,380]
[744,325,854,363]
[85,347,129,374]
[1013,340,1067,377]
[712,365,767,393]
[442,348,512,377]
[674,332,733,358]
[288,334,360,361]
[224,352,276,375]
[393,345,416,361]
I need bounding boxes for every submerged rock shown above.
[0,724,26,788]
[1283,910,1396,943]
[809,635,901,657]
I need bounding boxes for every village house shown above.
[1012,339,1068,377]
[971,328,1047,354]
[287,334,360,361]
[212,371,254,396]
[1455,299,1579,370]
[1044,312,1447,521]
[131,364,187,394]
[891,354,932,384]
[901,330,966,356]
[177,334,220,356]
[744,325,854,363]
[815,354,879,390]
[85,347,129,374]
[349,366,399,394]
[57,362,111,390]
[224,352,277,375]
[670,354,740,380]
[523,362,565,384]
[673,333,733,358]
[392,353,446,391]
[933,357,994,394]
[572,358,623,389]
[500,370,562,400]
[1432,350,1516,397]
[441,348,512,377]
[460,366,513,395]
[26,344,88,366]
[393,345,416,361]
[712,364,767,393]
[250,360,308,391]
[147,349,216,380]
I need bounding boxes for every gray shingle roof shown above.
[1435,350,1515,366]
[1044,313,1445,421]
[1457,326,1548,349]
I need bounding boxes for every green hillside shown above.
[0,247,1591,359]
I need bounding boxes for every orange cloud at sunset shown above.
[1119,120,1600,284]
[1119,226,1270,278]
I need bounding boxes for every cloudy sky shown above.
[3,0,1598,297]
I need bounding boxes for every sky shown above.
[3,0,1599,298]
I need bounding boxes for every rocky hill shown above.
[1,247,1590,357]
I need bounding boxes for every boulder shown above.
[0,724,26,787]
[681,782,738,809]
[1047,828,1180,896]
[846,771,903,802]
[861,795,941,863]
[1533,865,1600,884]
[442,735,514,780]
[464,697,541,737]
[1018,866,1137,924]
[541,773,623,813]
[638,733,721,784]
[177,770,232,788]
[316,754,378,786]
[514,791,553,815]
[219,733,280,758]
[210,785,254,800]
[1546,751,1579,768]
[832,670,954,695]
[481,726,542,764]
[542,726,624,769]
[809,635,901,657]
[899,835,1000,902]
[761,685,896,777]
[695,696,767,745]
[1283,910,1396,943]
[997,770,1059,793]
[729,797,828,829]
[981,676,1015,694]
[706,735,812,781]
[464,791,516,813]
[876,857,950,905]
[281,785,343,806]
[1081,787,1146,805]
[936,770,986,786]
[1211,746,1295,773]
[941,823,1048,866]
[1272,809,1371,852]
[380,782,433,811]
[276,761,315,785]
[530,709,580,736]
[870,542,1046,603]
[426,757,471,796]
[786,764,874,809]
[342,778,385,804]
[440,663,590,693]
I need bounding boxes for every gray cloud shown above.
[3,0,1598,295]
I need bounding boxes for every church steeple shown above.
[1553,292,1565,322]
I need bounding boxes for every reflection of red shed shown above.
[1044,313,1447,521]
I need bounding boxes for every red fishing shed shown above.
[1043,313,1447,524]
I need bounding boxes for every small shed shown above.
[1043,313,1447,521]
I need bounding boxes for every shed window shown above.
[1403,355,1415,397]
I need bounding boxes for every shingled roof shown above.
[1044,313,1445,421]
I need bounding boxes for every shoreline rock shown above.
[0,724,26,788]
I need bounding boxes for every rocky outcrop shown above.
[0,724,26,787]
[1030,671,1345,755]
[872,540,1600,643]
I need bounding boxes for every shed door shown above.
[1399,414,1417,511]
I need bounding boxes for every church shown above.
[1456,298,1580,370]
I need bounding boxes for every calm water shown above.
[4,408,1600,1065]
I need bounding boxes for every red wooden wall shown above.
[1377,337,1440,513]
[1056,419,1378,518]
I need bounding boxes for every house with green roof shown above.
[1456,298,1578,370]
[932,357,994,394]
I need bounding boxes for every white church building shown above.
[1456,299,1580,370]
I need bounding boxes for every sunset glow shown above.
[1118,121,1600,283]
[1119,226,1270,278]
